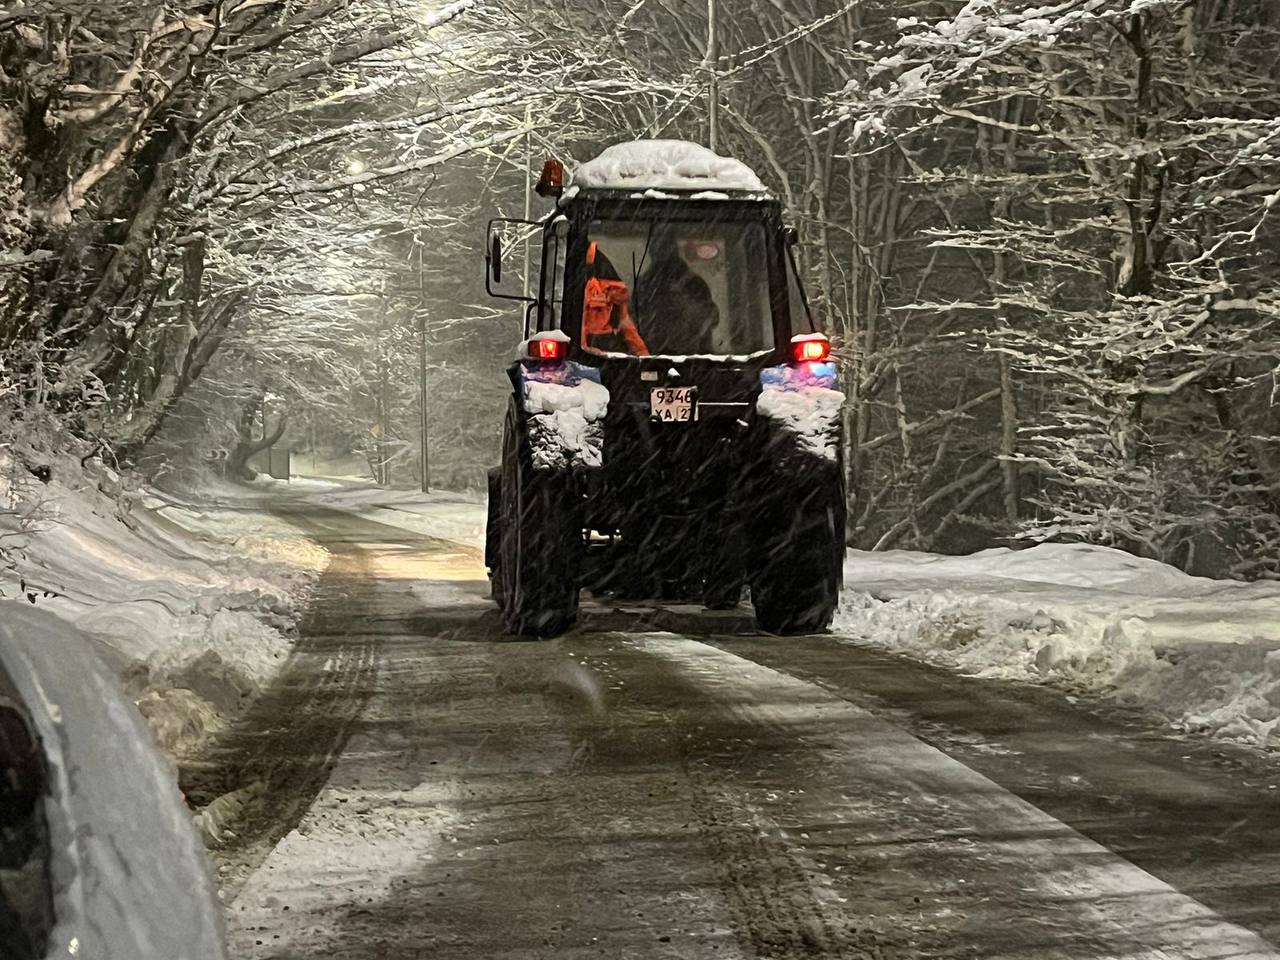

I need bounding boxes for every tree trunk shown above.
[227,396,287,482]
[999,352,1019,525]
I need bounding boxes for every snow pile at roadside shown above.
[0,455,326,756]
[835,543,1280,745]
[757,386,845,459]
[523,378,609,470]
[573,140,768,193]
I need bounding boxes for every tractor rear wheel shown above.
[496,402,581,637]
[485,467,505,608]
[749,463,844,635]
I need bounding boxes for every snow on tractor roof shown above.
[572,139,768,194]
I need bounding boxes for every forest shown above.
[2,0,1278,577]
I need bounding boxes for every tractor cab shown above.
[488,141,822,378]
[484,141,845,638]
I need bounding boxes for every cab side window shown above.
[538,224,567,328]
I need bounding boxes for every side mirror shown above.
[782,225,800,247]
[490,233,503,284]
[485,217,539,303]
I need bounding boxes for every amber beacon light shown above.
[535,158,566,198]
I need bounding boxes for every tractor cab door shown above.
[535,216,569,333]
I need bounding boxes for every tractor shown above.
[484,140,845,637]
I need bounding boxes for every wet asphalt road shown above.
[197,504,1280,960]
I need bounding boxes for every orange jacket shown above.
[583,242,649,356]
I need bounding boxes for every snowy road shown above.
[202,503,1280,959]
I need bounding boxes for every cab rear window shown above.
[580,220,773,357]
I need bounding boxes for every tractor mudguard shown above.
[513,359,610,474]
[745,360,847,633]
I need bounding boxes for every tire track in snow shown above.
[632,633,1280,960]
[590,634,893,959]
[685,772,881,959]
[180,542,380,898]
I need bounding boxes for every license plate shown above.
[650,386,697,422]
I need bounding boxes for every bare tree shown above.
[836,0,1280,574]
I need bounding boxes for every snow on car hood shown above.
[0,605,226,960]
[572,140,768,193]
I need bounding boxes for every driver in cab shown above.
[582,232,718,356]
[582,242,649,356]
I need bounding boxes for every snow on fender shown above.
[520,362,610,472]
[757,361,845,460]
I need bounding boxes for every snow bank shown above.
[1,605,225,960]
[523,377,610,471]
[758,386,845,459]
[835,543,1280,745]
[573,140,768,194]
[0,455,326,756]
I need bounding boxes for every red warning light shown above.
[529,335,568,361]
[791,334,830,363]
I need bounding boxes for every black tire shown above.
[485,467,505,607]
[497,401,581,637]
[749,461,844,635]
